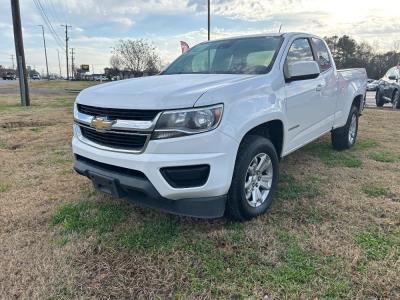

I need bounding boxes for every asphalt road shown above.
[0,78,18,86]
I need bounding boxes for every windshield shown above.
[162,36,283,75]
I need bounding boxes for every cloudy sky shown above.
[1,0,399,75]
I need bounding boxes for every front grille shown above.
[80,126,148,151]
[77,104,160,121]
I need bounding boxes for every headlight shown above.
[152,104,223,139]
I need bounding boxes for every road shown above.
[0,78,19,86]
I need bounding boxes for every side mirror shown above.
[285,61,320,82]
[388,75,397,80]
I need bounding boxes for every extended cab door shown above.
[284,38,333,151]
[310,38,337,126]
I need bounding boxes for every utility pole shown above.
[70,48,75,79]
[207,0,210,41]
[10,0,30,106]
[61,24,72,80]
[10,54,15,69]
[57,49,62,78]
[38,25,49,80]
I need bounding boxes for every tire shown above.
[376,89,385,107]
[392,90,400,110]
[226,135,279,221]
[331,105,359,150]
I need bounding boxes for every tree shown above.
[111,39,161,76]
[324,35,400,79]
[109,55,122,70]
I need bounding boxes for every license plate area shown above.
[88,172,120,197]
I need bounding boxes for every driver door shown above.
[284,38,326,152]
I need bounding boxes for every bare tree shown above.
[110,55,122,70]
[112,39,161,75]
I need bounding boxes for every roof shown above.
[204,32,320,43]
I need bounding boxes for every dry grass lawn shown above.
[0,81,399,299]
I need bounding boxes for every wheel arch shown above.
[352,94,364,114]
[238,119,284,159]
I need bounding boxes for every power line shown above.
[32,0,65,50]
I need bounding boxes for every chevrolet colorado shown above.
[73,33,367,220]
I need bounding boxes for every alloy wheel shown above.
[244,153,273,208]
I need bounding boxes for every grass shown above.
[119,216,182,251]
[269,244,317,285]
[369,151,400,163]
[1,85,400,299]
[0,183,10,193]
[352,138,379,151]
[48,98,75,108]
[0,102,28,112]
[0,139,6,149]
[51,201,127,234]
[361,184,390,197]
[276,174,321,200]
[354,229,397,260]
[305,141,363,168]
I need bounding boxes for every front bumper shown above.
[74,155,226,218]
[72,127,239,217]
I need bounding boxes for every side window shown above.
[312,38,332,72]
[285,38,314,65]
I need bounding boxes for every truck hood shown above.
[76,74,255,109]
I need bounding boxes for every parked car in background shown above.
[93,75,108,81]
[376,66,400,109]
[367,79,379,91]
[73,32,367,220]
[2,72,16,80]
[32,74,41,80]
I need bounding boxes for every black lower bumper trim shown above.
[73,156,226,218]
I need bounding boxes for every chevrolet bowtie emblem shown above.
[90,117,115,131]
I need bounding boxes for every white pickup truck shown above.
[73,32,367,220]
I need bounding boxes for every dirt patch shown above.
[0,120,58,129]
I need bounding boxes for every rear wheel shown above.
[392,90,400,110]
[376,89,385,107]
[331,106,359,150]
[227,135,279,221]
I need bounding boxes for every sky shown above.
[0,0,399,76]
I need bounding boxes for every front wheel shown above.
[227,135,279,221]
[331,106,359,150]
[392,90,400,110]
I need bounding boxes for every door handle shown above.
[316,84,324,92]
